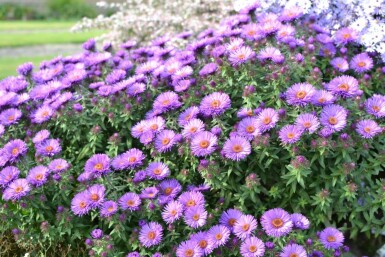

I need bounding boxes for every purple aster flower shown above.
[330,57,349,72]
[0,108,22,126]
[155,129,177,153]
[140,131,155,145]
[178,191,205,209]
[325,75,360,98]
[190,231,214,255]
[278,125,303,144]
[140,187,159,199]
[145,116,166,134]
[36,139,61,157]
[285,83,316,106]
[228,46,255,66]
[91,229,103,239]
[112,148,145,170]
[127,82,146,96]
[147,162,170,180]
[280,244,307,257]
[240,236,265,257]
[256,108,279,132]
[241,23,263,41]
[2,178,31,201]
[71,192,91,216]
[97,86,113,97]
[276,25,295,40]
[225,38,244,52]
[0,166,20,188]
[182,119,205,138]
[162,200,184,223]
[119,192,141,211]
[208,225,231,248]
[152,253,162,257]
[0,125,4,137]
[219,209,243,232]
[365,95,385,118]
[100,200,118,217]
[190,131,218,157]
[319,227,344,249]
[106,69,126,85]
[17,62,33,76]
[257,47,283,62]
[3,139,27,162]
[86,184,105,208]
[222,136,251,161]
[153,91,182,113]
[32,130,50,144]
[295,113,320,133]
[178,106,200,126]
[261,208,293,237]
[200,92,231,117]
[139,222,163,248]
[334,27,358,45]
[291,213,310,230]
[84,154,111,176]
[355,119,382,139]
[158,178,182,198]
[237,108,254,118]
[172,66,193,81]
[320,104,348,132]
[83,38,96,51]
[350,53,373,73]
[173,79,193,92]
[176,240,203,257]
[126,252,140,257]
[234,214,258,239]
[136,60,160,75]
[31,105,55,124]
[199,63,218,77]
[184,205,207,228]
[133,170,147,184]
[311,90,335,106]
[26,166,49,187]
[237,117,261,140]
[132,120,148,139]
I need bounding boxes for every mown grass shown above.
[0,20,80,31]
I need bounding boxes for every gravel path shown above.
[0,43,81,58]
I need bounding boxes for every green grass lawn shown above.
[0,20,79,30]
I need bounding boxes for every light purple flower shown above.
[190,131,218,157]
[295,113,319,133]
[228,46,255,66]
[280,244,307,257]
[355,119,382,139]
[325,75,360,98]
[256,108,279,132]
[162,200,184,223]
[147,162,170,180]
[184,205,207,228]
[234,214,258,239]
[200,92,231,117]
[2,178,31,201]
[320,104,348,132]
[285,83,316,106]
[208,225,231,248]
[139,222,163,248]
[319,227,344,249]
[278,125,303,144]
[222,136,251,161]
[350,53,373,73]
[119,192,141,211]
[26,166,49,187]
[260,208,293,237]
[240,236,265,257]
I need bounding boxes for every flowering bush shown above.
[1,1,385,256]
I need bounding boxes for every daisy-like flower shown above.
[257,47,283,62]
[133,170,147,184]
[26,166,49,187]
[176,240,203,257]
[100,200,118,217]
[190,131,218,157]
[237,108,254,118]
[127,82,146,96]
[278,125,303,144]
[228,46,255,66]
[260,208,293,237]
[291,213,310,230]
[178,191,205,209]
[237,117,261,140]
[71,192,91,216]
[223,136,251,161]
[36,139,61,157]
[139,222,163,248]
[178,106,200,126]
[319,227,344,249]
[241,23,262,41]
[256,108,279,132]
[285,83,316,106]
[225,38,244,52]
[2,178,31,201]
[162,200,184,224]
[32,130,50,144]
[234,214,258,239]
[334,27,358,45]
[119,192,141,211]
[276,25,295,40]
[219,209,243,232]
[295,113,320,133]
[208,225,231,248]
[311,90,335,106]
[280,244,307,257]
[330,57,349,72]
[86,184,105,208]
[158,178,182,199]
[365,94,385,118]
[3,139,27,163]
[172,66,193,81]
[84,154,111,176]
[325,75,360,98]
[147,162,170,180]
[136,60,160,75]
[350,53,373,73]
[31,105,55,124]
[184,205,207,228]
[240,236,265,257]
[112,148,145,170]
[145,116,166,134]
[173,79,193,92]
[154,129,177,153]
[131,120,147,139]
[0,166,20,187]
[190,231,214,256]
[0,108,22,126]
[182,119,205,138]
[48,158,70,173]
[140,186,159,199]
[320,104,348,132]
[200,92,231,117]
[153,91,182,113]
[355,120,382,139]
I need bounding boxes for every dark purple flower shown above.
[91,229,103,239]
